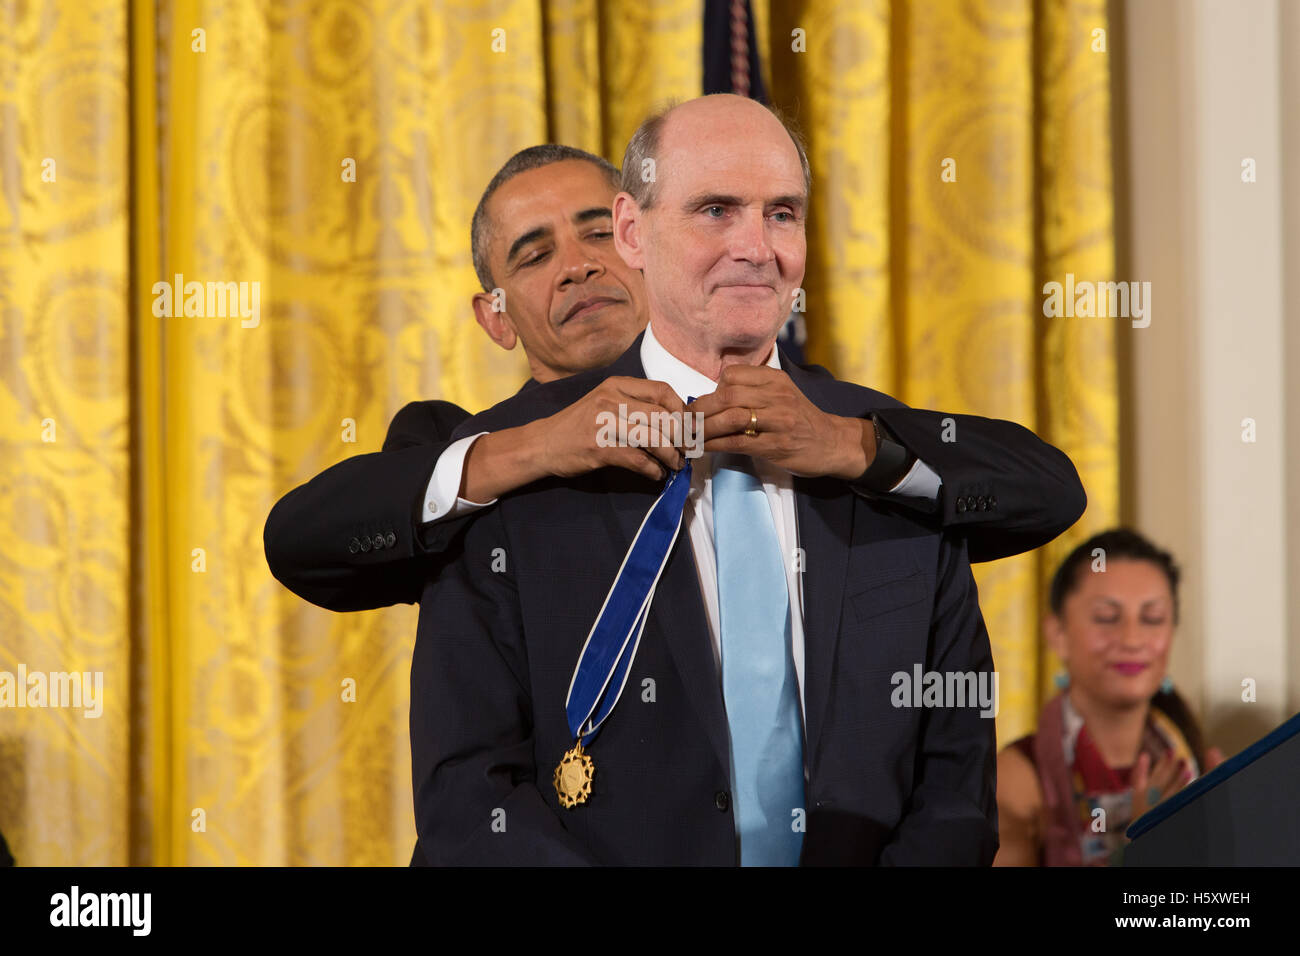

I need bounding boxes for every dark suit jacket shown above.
[263,399,476,612]
[264,360,1084,613]
[411,336,1002,865]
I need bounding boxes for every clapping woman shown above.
[994,529,1224,866]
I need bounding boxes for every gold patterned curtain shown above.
[0,0,1114,865]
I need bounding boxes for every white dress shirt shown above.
[421,433,493,522]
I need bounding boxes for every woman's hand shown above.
[1129,750,1193,822]
[1204,746,1226,771]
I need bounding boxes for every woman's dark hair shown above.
[1048,527,1207,768]
[1048,527,1181,624]
[1150,687,1208,772]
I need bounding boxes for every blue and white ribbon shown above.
[564,460,693,744]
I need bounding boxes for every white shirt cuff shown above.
[888,457,941,500]
[421,433,497,524]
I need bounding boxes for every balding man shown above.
[411,97,1066,865]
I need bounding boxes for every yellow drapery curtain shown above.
[0,0,1115,865]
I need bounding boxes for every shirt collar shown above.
[639,321,782,403]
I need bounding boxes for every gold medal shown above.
[553,740,595,808]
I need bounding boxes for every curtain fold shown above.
[1,0,134,864]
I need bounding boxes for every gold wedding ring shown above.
[745,409,759,437]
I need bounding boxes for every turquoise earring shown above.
[1053,672,1070,690]
[1159,675,1174,694]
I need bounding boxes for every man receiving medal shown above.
[408,95,1034,868]
[409,94,1049,865]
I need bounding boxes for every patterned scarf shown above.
[1032,691,1198,866]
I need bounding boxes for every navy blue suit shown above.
[411,336,1004,865]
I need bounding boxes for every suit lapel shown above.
[784,355,854,768]
[793,478,852,771]
[647,512,732,772]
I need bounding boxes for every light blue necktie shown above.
[712,452,805,866]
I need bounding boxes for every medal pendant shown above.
[553,740,595,808]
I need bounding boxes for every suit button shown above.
[714,790,730,812]
[989,495,997,510]
[385,532,396,548]
[373,533,385,550]
[359,537,371,553]
[977,495,988,511]
[956,497,967,514]
[348,537,360,554]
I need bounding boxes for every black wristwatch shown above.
[856,415,916,492]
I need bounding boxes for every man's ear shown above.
[472,290,518,351]
[613,192,645,270]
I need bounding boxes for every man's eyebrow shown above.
[504,209,611,266]
[680,193,807,212]
[682,193,744,210]
[505,225,552,266]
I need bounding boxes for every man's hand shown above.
[692,364,876,479]
[535,377,688,479]
[461,377,687,502]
